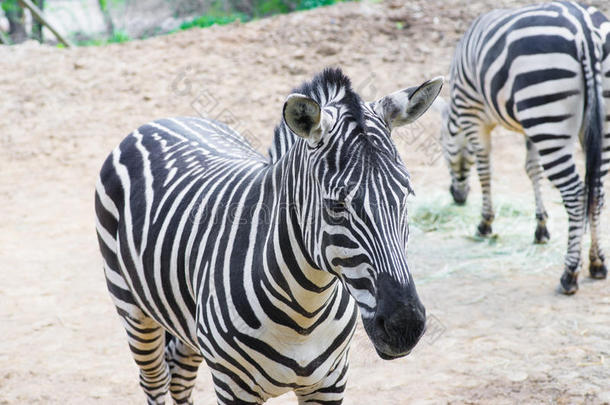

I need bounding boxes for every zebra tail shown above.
[582,39,604,222]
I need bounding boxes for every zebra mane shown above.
[268,67,365,163]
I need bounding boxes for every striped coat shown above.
[436,1,609,293]
[95,68,442,403]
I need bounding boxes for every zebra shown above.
[95,67,443,404]
[434,1,610,294]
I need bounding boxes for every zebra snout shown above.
[375,300,426,356]
[366,274,426,360]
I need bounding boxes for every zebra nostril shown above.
[376,315,389,336]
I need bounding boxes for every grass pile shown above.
[408,192,568,284]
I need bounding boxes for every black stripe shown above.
[513,68,577,90]
[538,146,563,156]
[529,133,571,142]
[516,90,580,111]
[522,114,573,129]
[548,165,576,182]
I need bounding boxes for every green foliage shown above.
[1,0,19,13]
[177,0,355,31]
[72,30,131,46]
[257,0,291,16]
[179,13,248,30]
[98,0,126,10]
[296,0,338,11]
[108,30,130,43]
[68,0,355,46]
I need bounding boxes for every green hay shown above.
[407,192,570,283]
[410,194,530,234]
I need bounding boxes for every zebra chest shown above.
[194,283,357,392]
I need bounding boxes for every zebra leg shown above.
[525,139,550,243]
[589,179,607,279]
[473,130,494,237]
[120,314,171,404]
[103,262,170,403]
[165,334,203,404]
[538,153,585,294]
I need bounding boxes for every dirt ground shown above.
[1,0,610,403]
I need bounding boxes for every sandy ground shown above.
[1,0,610,403]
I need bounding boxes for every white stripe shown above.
[95,175,119,219]
[95,216,117,253]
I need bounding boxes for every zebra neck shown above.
[268,123,298,164]
[262,142,340,323]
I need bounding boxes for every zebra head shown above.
[434,97,475,205]
[282,69,443,359]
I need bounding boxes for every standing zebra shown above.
[435,1,610,294]
[95,68,443,404]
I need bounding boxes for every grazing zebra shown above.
[435,1,610,294]
[95,68,443,404]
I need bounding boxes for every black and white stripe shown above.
[436,1,609,294]
[95,68,442,404]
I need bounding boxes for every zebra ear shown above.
[283,94,326,143]
[375,76,444,129]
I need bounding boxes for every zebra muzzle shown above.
[362,274,426,359]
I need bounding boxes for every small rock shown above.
[283,63,306,75]
[317,44,339,56]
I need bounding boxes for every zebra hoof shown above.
[534,225,550,244]
[589,263,607,279]
[476,221,493,237]
[559,271,579,295]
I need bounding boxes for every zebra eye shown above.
[327,199,347,212]
[324,199,348,218]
